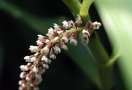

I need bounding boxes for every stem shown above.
[106,54,120,67]
[62,0,81,17]
[89,32,115,90]
[79,0,94,22]
[51,28,83,44]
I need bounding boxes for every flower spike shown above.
[19,15,101,90]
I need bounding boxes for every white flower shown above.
[19,87,23,90]
[32,66,39,73]
[20,65,29,71]
[61,44,68,50]
[34,52,39,56]
[82,29,90,37]
[21,83,26,88]
[92,21,101,29]
[49,54,56,59]
[54,45,61,54]
[41,56,49,63]
[82,29,88,33]
[30,57,36,62]
[68,20,74,28]
[46,33,54,40]
[20,72,25,79]
[81,35,89,45]
[35,74,42,85]
[24,56,30,62]
[62,21,69,29]
[36,40,43,45]
[54,23,60,30]
[45,39,50,43]
[43,64,49,69]
[26,76,31,81]
[62,36,68,43]
[29,45,39,52]
[70,38,77,46]
[57,30,63,34]
[37,35,43,41]
[42,45,49,53]
[81,29,90,45]
[48,28,54,34]
[27,63,31,66]
[18,80,23,85]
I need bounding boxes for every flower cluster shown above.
[18,15,101,90]
[81,21,101,44]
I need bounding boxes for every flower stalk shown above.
[79,0,94,22]
[62,0,81,17]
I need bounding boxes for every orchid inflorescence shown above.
[18,15,101,90]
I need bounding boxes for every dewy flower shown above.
[19,14,101,90]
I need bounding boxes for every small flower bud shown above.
[42,45,49,54]
[41,56,49,63]
[70,38,77,46]
[62,36,68,43]
[20,65,29,71]
[18,80,23,85]
[29,45,39,52]
[26,76,31,81]
[61,44,68,50]
[37,35,44,41]
[43,64,49,69]
[81,29,90,45]
[20,72,26,79]
[32,66,39,73]
[36,40,43,45]
[30,57,36,62]
[24,56,30,62]
[62,21,70,29]
[91,21,101,29]
[54,45,61,54]
[49,54,56,60]
[48,28,54,34]
[54,23,60,30]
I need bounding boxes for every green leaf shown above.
[89,33,115,89]
[95,0,132,89]
[67,42,103,89]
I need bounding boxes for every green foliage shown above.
[95,0,132,89]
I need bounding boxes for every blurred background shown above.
[0,0,122,90]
